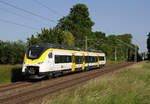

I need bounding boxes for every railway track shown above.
[0,62,134,104]
[0,82,32,93]
[0,82,26,89]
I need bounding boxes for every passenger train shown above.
[22,43,106,79]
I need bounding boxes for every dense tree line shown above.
[0,3,138,64]
[0,40,26,64]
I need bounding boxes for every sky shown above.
[0,0,149,53]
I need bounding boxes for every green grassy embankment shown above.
[35,61,150,104]
[0,65,22,84]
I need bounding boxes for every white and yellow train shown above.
[22,43,106,79]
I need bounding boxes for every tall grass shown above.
[105,60,125,66]
[35,61,150,104]
[0,65,23,84]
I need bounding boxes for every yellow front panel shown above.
[24,49,51,64]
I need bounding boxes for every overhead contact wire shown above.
[32,0,62,16]
[0,1,57,23]
[0,18,40,30]
[0,8,50,26]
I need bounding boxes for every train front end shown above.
[22,43,52,79]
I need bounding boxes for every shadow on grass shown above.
[11,67,25,82]
[11,67,41,83]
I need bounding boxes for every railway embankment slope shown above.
[32,61,150,104]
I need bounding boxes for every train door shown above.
[82,54,85,70]
[47,51,54,71]
[97,55,100,68]
[86,53,89,68]
[72,53,75,72]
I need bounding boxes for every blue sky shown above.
[0,0,149,53]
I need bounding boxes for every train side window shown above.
[75,56,82,64]
[89,56,91,63]
[62,56,66,63]
[79,56,83,64]
[91,56,94,63]
[55,55,60,63]
[75,56,79,64]
[60,56,64,63]
[85,56,89,63]
[91,56,92,62]
[85,56,87,63]
[96,56,98,62]
[55,55,72,63]
[99,56,104,61]
[67,56,72,63]
[93,56,95,62]
[61,55,67,63]
[48,52,52,58]
[90,56,92,62]
[92,56,94,62]
[95,56,97,62]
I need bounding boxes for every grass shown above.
[105,60,125,66]
[0,64,22,84]
[32,61,150,104]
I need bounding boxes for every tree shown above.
[62,31,75,46]
[27,35,39,46]
[0,40,26,64]
[57,4,94,48]
[147,32,150,59]
[84,31,106,53]
[27,27,64,46]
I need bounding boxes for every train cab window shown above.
[27,47,44,59]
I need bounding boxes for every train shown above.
[22,43,106,79]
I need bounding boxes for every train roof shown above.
[30,43,104,53]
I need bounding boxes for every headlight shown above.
[37,62,43,64]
